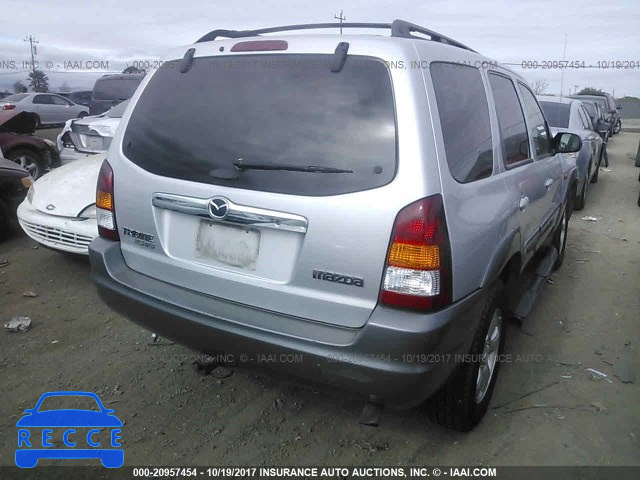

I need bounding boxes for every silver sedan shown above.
[0,93,89,127]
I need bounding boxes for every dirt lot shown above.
[1,132,639,469]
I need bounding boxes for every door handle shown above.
[544,178,554,190]
[519,196,529,211]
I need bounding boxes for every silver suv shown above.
[89,20,581,431]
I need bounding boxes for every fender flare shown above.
[480,228,522,288]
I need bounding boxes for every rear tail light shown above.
[380,194,452,311]
[2,104,16,110]
[96,160,119,241]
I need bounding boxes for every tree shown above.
[28,69,49,92]
[578,87,602,95]
[13,81,27,93]
[531,79,549,95]
[122,65,145,74]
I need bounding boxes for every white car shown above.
[17,155,103,254]
[57,100,127,165]
[0,93,89,127]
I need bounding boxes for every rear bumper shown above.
[89,238,487,409]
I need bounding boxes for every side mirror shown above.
[598,122,609,134]
[553,132,582,154]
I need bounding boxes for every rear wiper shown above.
[233,160,352,174]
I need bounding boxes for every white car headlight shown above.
[27,185,35,204]
[78,204,97,219]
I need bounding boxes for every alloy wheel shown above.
[475,308,502,403]
[15,155,38,177]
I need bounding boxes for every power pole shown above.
[23,35,39,78]
[559,34,567,99]
[334,10,346,34]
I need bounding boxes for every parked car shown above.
[579,92,622,135]
[89,74,143,115]
[88,20,581,431]
[58,90,93,107]
[0,92,12,100]
[0,93,88,128]
[17,154,102,254]
[570,94,618,137]
[0,149,31,240]
[539,97,605,210]
[57,100,128,164]
[0,111,60,179]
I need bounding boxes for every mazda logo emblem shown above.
[46,204,55,211]
[208,197,229,220]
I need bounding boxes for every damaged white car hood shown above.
[30,154,105,217]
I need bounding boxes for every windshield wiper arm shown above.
[233,160,352,174]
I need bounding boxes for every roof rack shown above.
[196,19,477,53]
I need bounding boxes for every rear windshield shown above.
[2,93,28,102]
[93,78,141,101]
[539,101,570,128]
[122,54,397,196]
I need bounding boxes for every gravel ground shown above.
[1,132,639,470]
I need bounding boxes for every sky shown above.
[1,0,639,97]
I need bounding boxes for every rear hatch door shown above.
[111,40,422,328]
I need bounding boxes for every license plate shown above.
[81,135,103,150]
[195,222,260,270]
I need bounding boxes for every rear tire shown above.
[552,204,569,270]
[426,282,505,432]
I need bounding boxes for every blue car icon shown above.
[15,391,123,468]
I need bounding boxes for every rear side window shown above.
[488,73,529,166]
[430,63,493,183]
[122,54,397,196]
[94,78,141,101]
[580,106,595,130]
[577,106,592,130]
[603,94,616,111]
[33,95,53,105]
[581,102,596,118]
[518,85,552,158]
[539,101,570,128]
